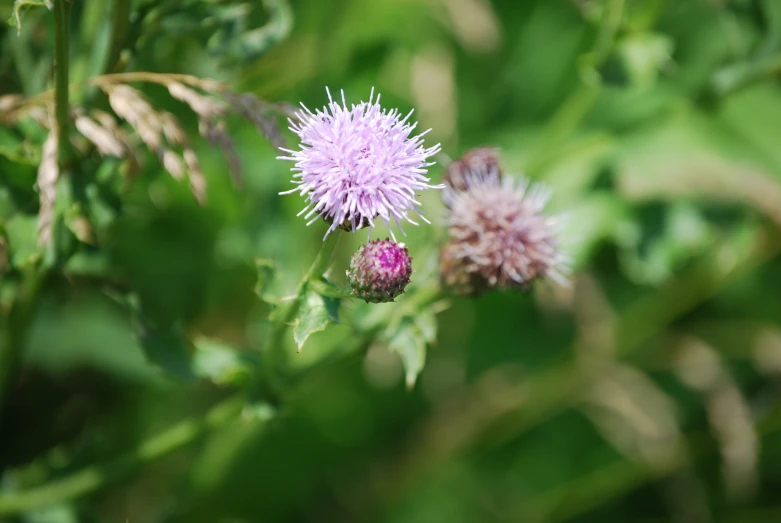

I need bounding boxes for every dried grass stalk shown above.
[2,73,292,207]
[91,109,140,172]
[105,84,163,152]
[0,94,24,122]
[73,110,125,157]
[102,83,206,202]
[37,129,59,247]
[199,119,243,187]
[168,82,226,119]
[224,92,288,151]
[168,82,243,187]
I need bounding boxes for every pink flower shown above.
[278,88,442,239]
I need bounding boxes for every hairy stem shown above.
[0,395,245,514]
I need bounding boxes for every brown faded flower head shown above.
[442,170,567,294]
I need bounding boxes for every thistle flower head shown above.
[347,239,413,303]
[443,174,567,292]
[279,88,442,239]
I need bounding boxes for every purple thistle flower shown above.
[347,239,413,303]
[278,88,442,239]
[443,171,568,292]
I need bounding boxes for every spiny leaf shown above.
[293,287,340,351]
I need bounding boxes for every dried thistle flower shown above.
[442,172,567,293]
[278,88,442,239]
[347,239,413,303]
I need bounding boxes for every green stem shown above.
[54,0,70,161]
[103,0,132,74]
[309,278,354,299]
[0,395,245,514]
[263,233,341,391]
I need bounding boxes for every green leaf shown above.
[138,322,196,381]
[254,257,275,302]
[309,277,353,299]
[193,337,258,386]
[206,0,293,64]
[4,214,40,268]
[386,317,428,389]
[618,32,674,89]
[293,288,340,352]
[9,0,51,35]
[414,310,437,345]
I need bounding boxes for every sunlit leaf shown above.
[193,337,258,386]
[293,287,340,351]
[386,317,427,389]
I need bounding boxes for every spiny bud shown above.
[347,239,413,303]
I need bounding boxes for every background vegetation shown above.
[2,0,781,521]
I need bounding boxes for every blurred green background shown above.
[3,0,781,521]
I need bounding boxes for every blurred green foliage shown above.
[3,0,781,522]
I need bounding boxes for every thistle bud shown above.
[347,239,413,303]
[443,147,502,208]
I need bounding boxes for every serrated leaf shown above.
[293,288,340,351]
[193,337,258,386]
[387,317,427,389]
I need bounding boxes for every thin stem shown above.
[0,395,245,514]
[263,233,341,392]
[53,0,70,162]
[103,0,132,74]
